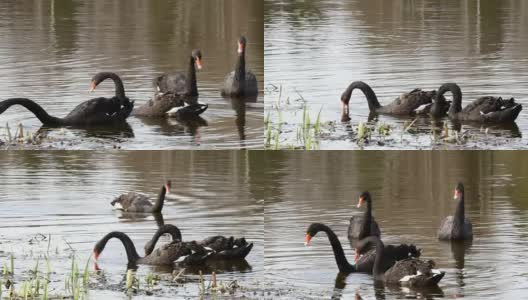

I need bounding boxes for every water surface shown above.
[265,0,528,149]
[0,151,264,298]
[264,151,528,299]
[0,0,264,149]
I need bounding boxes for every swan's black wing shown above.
[355,243,421,273]
[384,258,444,286]
[111,192,153,212]
[461,96,522,122]
[133,93,185,117]
[155,73,187,95]
[64,96,133,125]
[382,89,436,114]
[244,71,259,96]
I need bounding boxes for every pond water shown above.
[0,151,264,298]
[265,0,528,149]
[0,0,264,150]
[263,151,528,299]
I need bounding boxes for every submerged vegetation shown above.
[0,234,262,299]
[265,84,523,150]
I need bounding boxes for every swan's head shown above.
[238,36,247,55]
[454,182,464,200]
[340,90,352,122]
[165,180,172,194]
[191,49,203,70]
[357,191,371,208]
[93,240,106,261]
[354,248,360,262]
[305,223,326,246]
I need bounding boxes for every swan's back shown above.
[65,96,133,125]
[112,192,153,212]
[155,73,188,95]
[221,70,258,97]
[384,258,444,286]
[438,216,473,240]
[381,89,435,114]
[348,215,381,240]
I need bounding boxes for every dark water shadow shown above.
[116,211,165,227]
[450,239,473,288]
[450,120,521,137]
[135,115,207,137]
[38,122,135,139]
[230,97,247,144]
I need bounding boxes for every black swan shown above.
[111,181,171,213]
[356,236,445,286]
[434,83,522,123]
[348,191,381,242]
[340,81,436,122]
[144,224,253,260]
[0,72,133,126]
[154,49,203,97]
[93,231,211,266]
[305,223,420,274]
[221,36,258,97]
[438,183,473,240]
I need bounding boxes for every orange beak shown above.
[341,101,351,122]
[195,58,203,70]
[89,81,96,92]
[304,234,312,246]
[238,42,244,54]
[354,249,360,262]
[357,197,364,208]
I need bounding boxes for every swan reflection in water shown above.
[332,273,445,300]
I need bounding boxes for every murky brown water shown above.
[264,151,528,299]
[265,0,528,149]
[0,151,264,298]
[0,0,264,150]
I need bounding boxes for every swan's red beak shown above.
[341,101,351,122]
[195,58,203,70]
[354,249,360,262]
[89,81,97,93]
[304,234,312,246]
[94,262,101,271]
[238,42,244,54]
[165,184,171,194]
[357,197,364,208]
[93,250,99,261]
[454,189,460,200]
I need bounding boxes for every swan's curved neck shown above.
[359,237,385,279]
[360,199,373,239]
[151,186,167,213]
[99,73,126,100]
[342,81,381,111]
[145,225,182,255]
[0,98,63,126]
[316,224,356,273]
[438,83,463,114]
[99,232,141,263]
[187,56,198,96]
[453,192,465,230]
[233,50,246,93]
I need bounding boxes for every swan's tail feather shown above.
[428,270,445,285]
